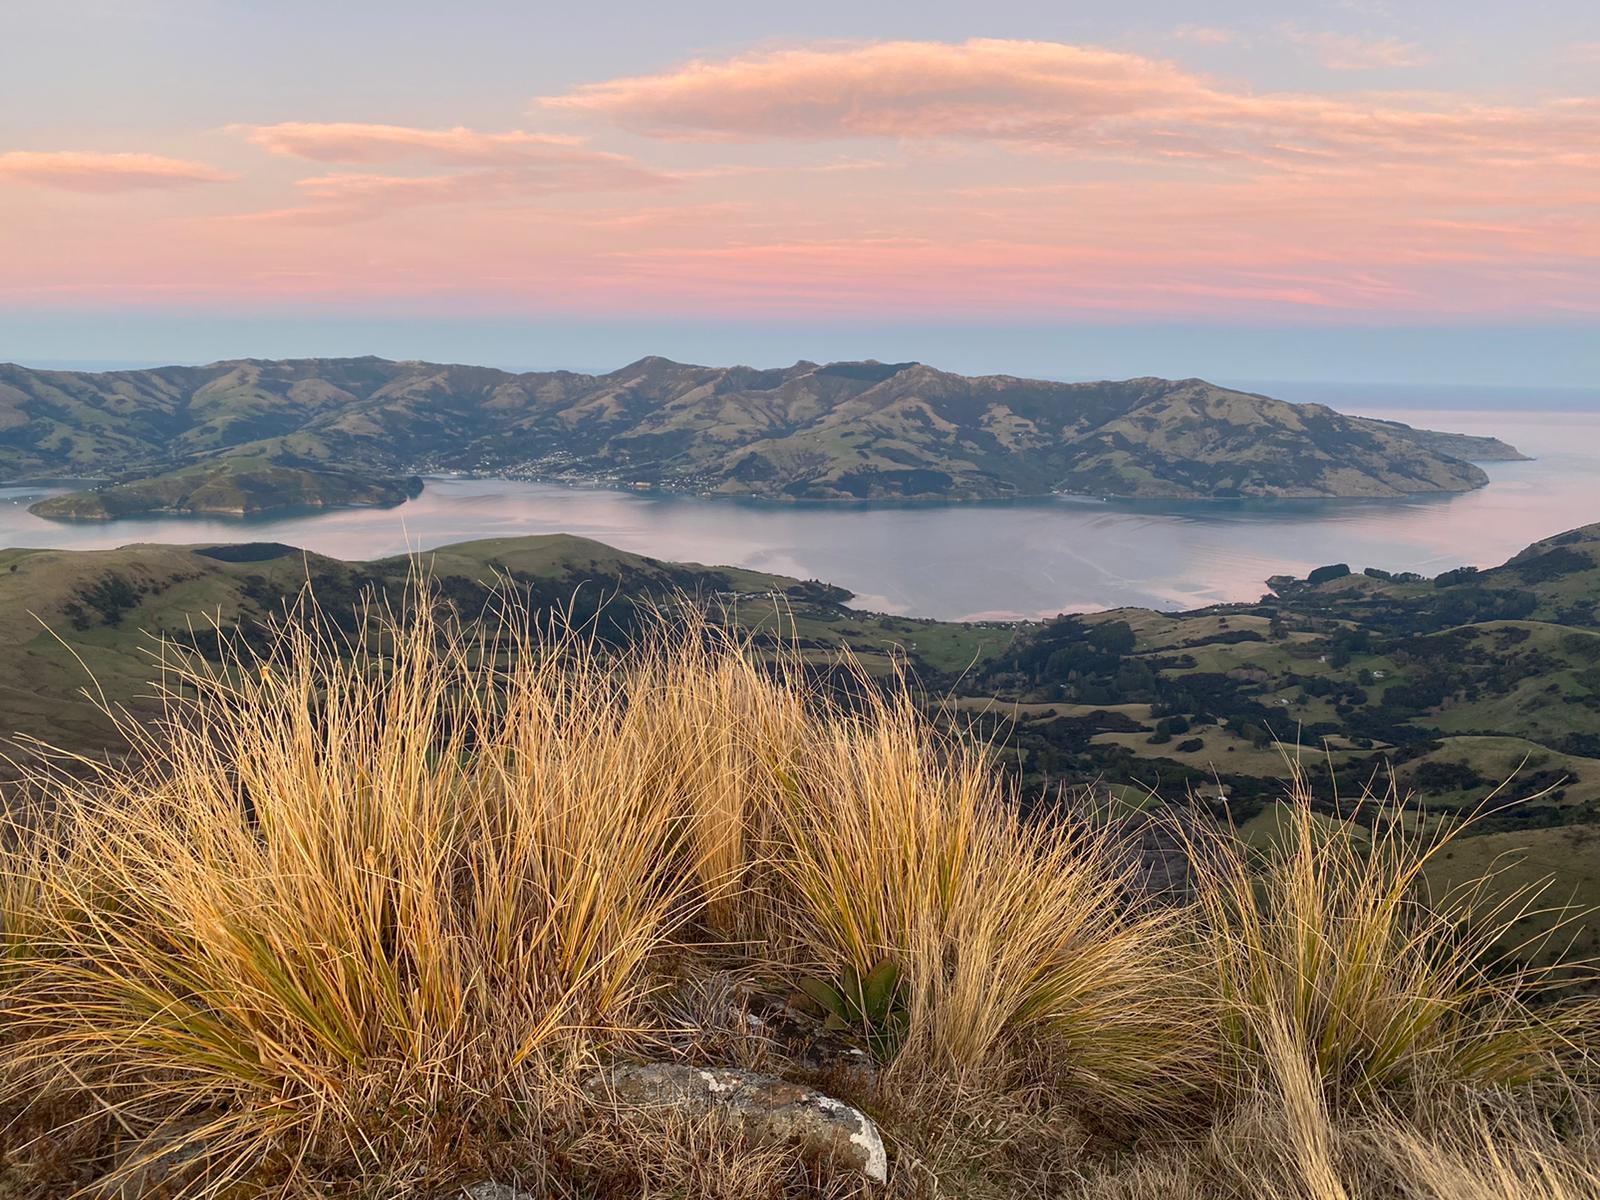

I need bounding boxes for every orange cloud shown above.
[238,121,626,167]
[543,38,1590,174]
[0,150,234,191]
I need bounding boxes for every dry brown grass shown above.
[1190,764,1590,1108]
[0,597,778,1194]
[0,589,1594,1198]
[1362,1104,1600,1199]
[1036,1095,1600,1200]
[764,686,1210,1111]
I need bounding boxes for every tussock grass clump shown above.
[1,598,713,1191]
[1191,766,1589,1107]
[0,588,1594,1198]
[768,689,1209,1109]
[1362,1103,1600,1200]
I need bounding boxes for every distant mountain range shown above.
[0,356,1525,519]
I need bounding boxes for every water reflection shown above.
[3,408,1596,622]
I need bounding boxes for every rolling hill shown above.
[6,524,1593,793]
[4,524,1596,905]
[0,534,848,764]
[0,356,1523,516]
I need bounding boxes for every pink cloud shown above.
[226,123,673,224]
[4,197,1593,317]
[544,41,1204,143]
[4,42,1593,324]
[0,150,234,191]
[1284,29,1431,70]
[542,38,1588,175]
[237,121,629,167]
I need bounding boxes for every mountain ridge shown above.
[0,356,1526,518]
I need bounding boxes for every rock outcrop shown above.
[584,1063,888,1182]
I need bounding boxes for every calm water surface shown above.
[3,407,1597,622]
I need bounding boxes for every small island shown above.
[30,458,423,521]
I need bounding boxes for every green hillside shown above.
[0,357,1523,516]
[0,535,789,760]
[0,533,980,768]
[29,456,422,519]
[4,523,1597,939]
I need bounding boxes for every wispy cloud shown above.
[228,122,673,224]
[1171,26,1239,46]
[241,163,668,224]
[0,150,234,191]
[237,122,636,168]
[1283,29,1431,70]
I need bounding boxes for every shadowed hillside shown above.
[0,534,862,766]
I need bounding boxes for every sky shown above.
[1,0,1596,386]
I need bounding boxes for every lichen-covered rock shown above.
[458,1184,534,1200]
[584,1063,888,1182]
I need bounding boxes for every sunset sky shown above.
[2,0,1596,385]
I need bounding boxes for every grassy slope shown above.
[3,523,1597,945]
[4,521,1598,798]
[0,534,981,766]
[1096,526,1598,776]
[0,537,726,760]
[2,603,1592,1200]
[954,524,1600,953]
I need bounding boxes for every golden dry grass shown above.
[766,688,1209,1110]
[1191,764,1591,1106]
[0,588,1594,1198]
[2,598,708,1193]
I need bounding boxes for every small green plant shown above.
[798,957,909,1061]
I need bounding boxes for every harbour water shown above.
[3,406,1597,622]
